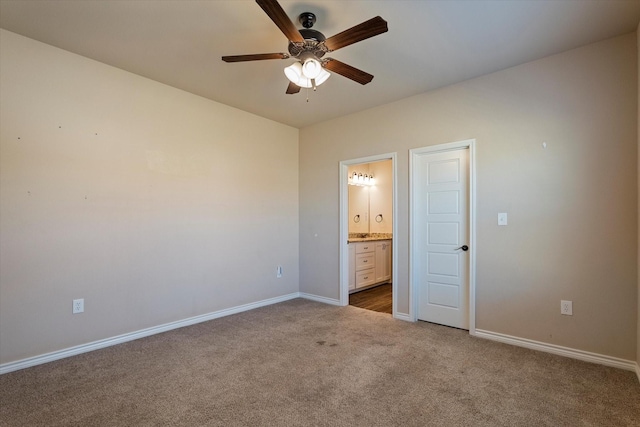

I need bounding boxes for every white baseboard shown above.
[475,329,636,372]
[298,292,342,306]
[0,292,300,375]
[636,362,640,384]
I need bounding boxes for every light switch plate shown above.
[498,212,508,226]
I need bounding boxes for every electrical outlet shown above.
[73,298,84,314]
[276,266,283,278]
[560,300,572,316]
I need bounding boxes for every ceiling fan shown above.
[222,0,388,95]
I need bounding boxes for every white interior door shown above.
[414,148,469,329]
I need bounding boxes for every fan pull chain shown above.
[305,79,319,103]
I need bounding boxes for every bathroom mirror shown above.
[348,183,369,234]
[348,160,392,235]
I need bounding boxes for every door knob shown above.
[456,245,469,251]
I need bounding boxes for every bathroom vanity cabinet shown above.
[348,240,391,292]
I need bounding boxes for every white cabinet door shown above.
[375,240,391,283]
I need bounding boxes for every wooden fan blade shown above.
[256,0,304,43]
[222,53,289,62]
[324,59,374,85]
[324,16,388,52]
[286,81,301,94]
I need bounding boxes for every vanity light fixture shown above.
[349,172,375,186]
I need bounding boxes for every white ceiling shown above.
[1,0,639,129]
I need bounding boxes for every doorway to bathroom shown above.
[339,153,397,317]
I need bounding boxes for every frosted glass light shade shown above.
[284,62,303,83]
[302,58,322,79]
[315,68,330,85]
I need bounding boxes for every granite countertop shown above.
[348,233,393,243]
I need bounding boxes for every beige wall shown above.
[0,30,299,364]
[300,34,638,360]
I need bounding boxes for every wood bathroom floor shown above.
[349,283,392,314]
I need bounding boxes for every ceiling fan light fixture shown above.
[285,60,330,89]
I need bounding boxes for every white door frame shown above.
[339,153,399,317]
[409,139,477,334]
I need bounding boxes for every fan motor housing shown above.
[299,28,325,42]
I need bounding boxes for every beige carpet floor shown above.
[1,298,639,426]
